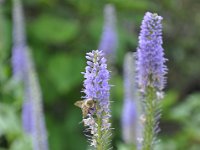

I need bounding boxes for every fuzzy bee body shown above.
[74,98,96,118]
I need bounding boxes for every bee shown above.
[74,98,96,118]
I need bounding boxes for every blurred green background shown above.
[1,0,200,150]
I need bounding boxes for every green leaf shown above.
[47,53,84,94]
[170,93,200,122]
[10,135,32,150]
[0,103,21,138]
[29,14,79,44]
[161,90,178,119]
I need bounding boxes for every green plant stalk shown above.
[94,55,103,150]
[97,115,103,150]
[96,103,111,150]
[142,86,157,150]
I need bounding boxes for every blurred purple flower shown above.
[82,50,112,148]
[98,4,118,62]
[122,99,137,143]
[136,12,167,93]
[23,50,49,150]
[12,0,48,150]
[122,53,142,145]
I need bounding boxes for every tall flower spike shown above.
[122,53,137,145]
[136,12,167,93]
[136,12,167,150]
[98,4,117,63]
[122,53,143,148]
[81,50,112,149]
[23,49,49,150]
[12,0,49,150]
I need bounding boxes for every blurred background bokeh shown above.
[1,0,200,150]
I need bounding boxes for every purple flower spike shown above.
[82,50,112,149]
[136,12,167,93]
[23,49,49,150]
[12,0,49,150]
[98,4,118,62]
[83,50,110,111]
[136,12,168,150]
[122,53,143,146]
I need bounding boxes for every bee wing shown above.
[74,100,83,108]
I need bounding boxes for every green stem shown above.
[95,100,111,150]
[96,116,103,150]
[142,87,157,150]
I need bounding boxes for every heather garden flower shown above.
[136,12,167,150]
[78,50,112,149]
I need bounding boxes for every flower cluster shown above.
[136,12,167,150]
[82,50,112,149]
[136,12,167,93]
